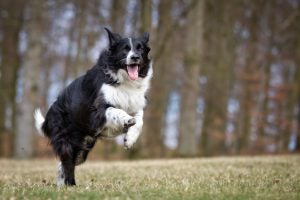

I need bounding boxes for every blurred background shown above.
[0,0,299,159]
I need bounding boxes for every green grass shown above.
[0,156,299,200]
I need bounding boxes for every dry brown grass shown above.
[0,155,299,199]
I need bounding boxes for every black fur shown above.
[41,28,151,186]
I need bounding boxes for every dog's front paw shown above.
[116,109,135,128]
[124,135,134,149]
[124,130,139,149]
[123,117,136,132]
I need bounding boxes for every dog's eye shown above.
[136,44,142,51]
[124,45,130,51]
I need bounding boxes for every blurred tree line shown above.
[0,0,299,159]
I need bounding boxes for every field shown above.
[0,156,299,200]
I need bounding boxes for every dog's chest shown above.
[100,83,146,114]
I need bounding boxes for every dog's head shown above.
[103,28,151,82]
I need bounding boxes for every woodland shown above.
[0,0,299,159]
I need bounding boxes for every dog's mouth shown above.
[126,64,140,80]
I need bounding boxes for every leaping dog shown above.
[34,28,152,186]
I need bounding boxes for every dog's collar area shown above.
[103,67,121,86]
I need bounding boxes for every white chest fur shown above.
[100,65,153,115]
[101,83,146,114]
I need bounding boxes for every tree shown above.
[0,0,25,157]
[141,0,174,157]
[178,0,204,156]
[236,1,262,154]
[139,0,151,34]
[14,1,44,158]
[200,0,237,156]
[293,2,300,152]
[110,0,127,33]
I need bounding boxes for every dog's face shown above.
[104,28,151,81]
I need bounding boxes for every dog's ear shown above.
[104,27,121,47]
[142,32,149,43]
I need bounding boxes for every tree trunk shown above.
[178,0,204,157]
[0,0,25,157]
[200,0,237,156]
[139,0,151,34]
[294,4,300,152]
[296,94,300,152]
[110,0,127,33]
[141,0,174,157]
[14,1,43,158]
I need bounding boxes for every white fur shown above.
[57,162,65,187]
[105,107,134,133]
[100,63,153,147]
[126,38,135,64]
[101,64,153,114]
[124,110,144,149]
[34,108,45,135]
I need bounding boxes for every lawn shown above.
[0,155,299,200]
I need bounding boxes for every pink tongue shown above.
[127,65,139,80]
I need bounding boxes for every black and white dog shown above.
[34,28,152,186]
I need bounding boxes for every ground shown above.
[0,155,299,200]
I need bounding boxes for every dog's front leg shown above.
[105,107,136,130]
[124,110,144,149]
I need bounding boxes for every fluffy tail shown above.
[34,108,45,136]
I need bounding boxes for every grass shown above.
[0,155,299,200]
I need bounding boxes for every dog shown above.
[34,28,152,186]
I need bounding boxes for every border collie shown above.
[34,28,152,186]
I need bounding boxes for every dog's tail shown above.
[34,108,45,136]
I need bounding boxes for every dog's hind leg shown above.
[57,159,76,186]
[57,162,65,186]
[55,142,76,186]
[61,159,76,186]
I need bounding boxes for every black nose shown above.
[130,55,140,62]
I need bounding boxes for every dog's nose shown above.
[130,55,140,62]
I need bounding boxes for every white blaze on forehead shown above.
[129,37,133,49]
[126,38,135,64]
